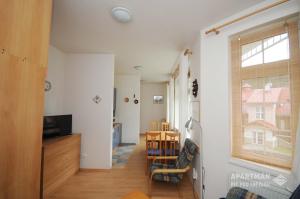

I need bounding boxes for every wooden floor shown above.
[47,136,196,199]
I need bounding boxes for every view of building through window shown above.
[242,75,292,162]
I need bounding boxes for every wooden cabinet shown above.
[42,134,81,198]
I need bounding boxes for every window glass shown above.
[255,106,265,120]
[241,75,292,161]
[264,33,290,63]
[241,33,290,67]
[242,41,263,67]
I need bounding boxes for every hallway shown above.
[48,136,196,199]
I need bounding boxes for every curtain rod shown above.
[205,0,290,35]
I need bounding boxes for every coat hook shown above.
[1,49,5,54]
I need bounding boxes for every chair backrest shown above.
[176,138,198,169]
[150,121,160,131]
[146,132,162,156]
[161,122,170,131]
[164,132,180,156]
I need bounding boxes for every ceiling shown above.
[51,0,264,82]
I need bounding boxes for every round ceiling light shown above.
[112,7,131,23]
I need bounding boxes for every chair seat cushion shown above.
[147,149,161,156]
[164,149,179,155]
[290,184,300,199]
[150,163,182,184]
[226,187,266,199]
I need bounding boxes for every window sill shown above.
[229,157,291,177]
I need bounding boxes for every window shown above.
[255,106,265,120]
[252,131,264,145]
[174,68,180,130]
[231,21,300,169]
[241,33,290,67]
[242,41,263,67]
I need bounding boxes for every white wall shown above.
[45,47,115,169]
[200,1,299,198]
[140,82,167,133]
[64,53,114,169]
[115,74,141,144]
[44,46,65,115]
[187,35,202,197]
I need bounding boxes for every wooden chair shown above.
[145,132,162,174]
[164,132,180,157]
[148,139,198,196]
[161,122,170,131]
[150,121,160,131]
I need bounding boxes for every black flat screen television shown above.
[43,115,72,139]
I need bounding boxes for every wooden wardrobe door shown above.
[0,53,46,199]
[0,0,52,67]
[0,0,52,198]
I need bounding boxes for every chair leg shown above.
[176,181,183,198]
[148,178,152,197]
[146,160,150,176]
[145,159,148,175]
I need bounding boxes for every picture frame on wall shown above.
[153,96,164,104]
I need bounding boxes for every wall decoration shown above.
[192,79,198,97]
[44,80,52,92]
[153,96,163,104]
[133,93,139,104]
[93,95,102,104]
[124,97,129,103]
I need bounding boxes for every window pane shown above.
[241,41,263,67]
[263,33,290,63]
[242,75,292,162]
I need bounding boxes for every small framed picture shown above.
[153,96,163,104]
